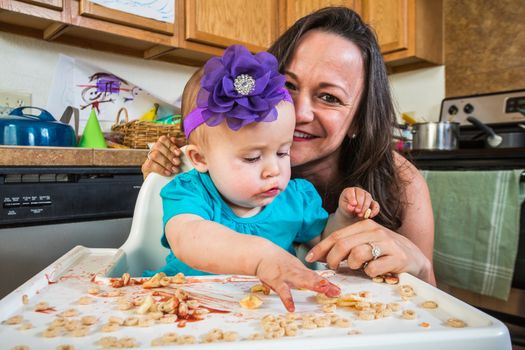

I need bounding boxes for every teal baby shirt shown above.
[144,169,328,277]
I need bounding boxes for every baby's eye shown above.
[243,156,260,163]
[319,93,342,105]
[277,151,290,158]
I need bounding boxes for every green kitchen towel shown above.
[421,170,525,300]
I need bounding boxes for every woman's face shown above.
[285,30,365,168]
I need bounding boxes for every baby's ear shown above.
[185,144,208,172]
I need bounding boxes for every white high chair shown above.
[108,148,193,277]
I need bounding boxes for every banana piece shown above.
[139,103,159,122]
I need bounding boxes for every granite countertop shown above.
[0,146,148,167]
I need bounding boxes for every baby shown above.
[154,45,379,311]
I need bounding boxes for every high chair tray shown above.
[0,246,511,349]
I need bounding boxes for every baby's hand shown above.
[339,187,380,219]
[255,249,340,312]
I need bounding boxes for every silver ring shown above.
[367,242,381,260]
[147,149,153,160]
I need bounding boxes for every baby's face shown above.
[204,102,295,217]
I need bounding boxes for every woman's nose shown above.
[294,94,314,123]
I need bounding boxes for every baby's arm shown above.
[321,187,380,240]
[165,214,340,311]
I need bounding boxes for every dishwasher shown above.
[0,166,143,298]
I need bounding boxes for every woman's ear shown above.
[185,144,208,172]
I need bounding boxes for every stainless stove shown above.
[409,89,525,346]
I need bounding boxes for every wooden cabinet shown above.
[78,0,175,35]
[283,0,361,31]
[182,0,280,54]
[362,0,443,71]
[0,0,443,70]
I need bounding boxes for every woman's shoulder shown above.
[393,152,427,191]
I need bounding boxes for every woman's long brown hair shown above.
[268,7,404,230]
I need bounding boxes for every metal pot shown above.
[411,121,460,150]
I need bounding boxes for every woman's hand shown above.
[255,249,341,312]
[141,135,182,179]
[305,220,435,285]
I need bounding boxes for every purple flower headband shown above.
[183,45,292,138]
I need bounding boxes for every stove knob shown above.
[448,105,459,115]
[463,103,474,114]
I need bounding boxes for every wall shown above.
[389,66,445,122]
[0,31,197,128]
[444,0,525,97]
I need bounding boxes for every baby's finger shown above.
[354,189,366,213]
[370,201,380,218]
[272,282,295,312]
[294,274,341,298]
[343,188,358,211]
[360,193,373,218]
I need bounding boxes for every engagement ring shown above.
[367,242,381,260]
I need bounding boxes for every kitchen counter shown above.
[0,146,148,167]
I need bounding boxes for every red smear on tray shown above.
[35,307,56,314]
[45,274,57,284]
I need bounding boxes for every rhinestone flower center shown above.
[234,74,256,95]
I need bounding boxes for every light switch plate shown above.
[0,91,32,116]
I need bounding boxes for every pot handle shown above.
[59,106,80,140]
[9,106,55,122]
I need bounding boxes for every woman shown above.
[142,7,436,285]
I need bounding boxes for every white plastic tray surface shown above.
[0,246,511,350]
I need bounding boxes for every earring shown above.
[351,133,357,139]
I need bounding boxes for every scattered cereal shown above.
[3,315,23,325]
[421,300,438,309]
[419,322,430,328]
[401,309,417,320]
[59,308,78,317]
[34,302,49,311]
[250,284,271,295]
[77,296,93,305]
[446,318,466,328]
[87,288,100,295]
[19,322,33,330]
[239,294,263,309]
[21,295,29,305]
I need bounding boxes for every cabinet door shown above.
[283,0,361,31]
[185,0,279,52]
[362,0,410,54]
[79,0,175,35]
[18,0,62,10]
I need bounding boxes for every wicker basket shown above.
[111,108,186,149]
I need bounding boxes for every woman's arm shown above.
[165,214,341,311]
[305,153,436,285]
[393,152,436,284]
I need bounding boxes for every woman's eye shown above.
[243,156,260,163]
[284,81,296,91]
[319,93,342,105]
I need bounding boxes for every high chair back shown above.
[110,149,193,277]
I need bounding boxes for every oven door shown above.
[408,148,525,344]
